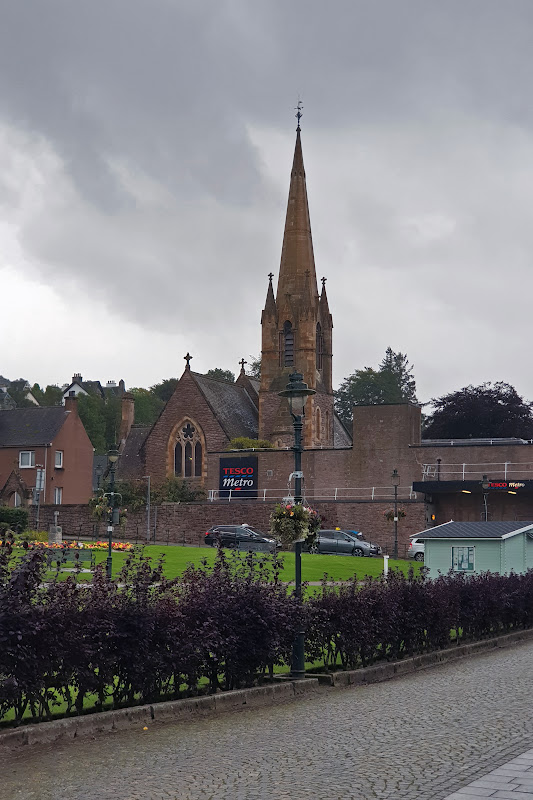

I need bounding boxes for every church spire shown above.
[261,272,277,320]
[276,122,318,305]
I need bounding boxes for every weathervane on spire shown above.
[295,99,303,130]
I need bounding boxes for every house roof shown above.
[417,521,533,540]
[117,425,150,480]
[0,407,68,446]
[192,372,258,440]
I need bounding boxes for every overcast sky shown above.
[2,0,533,405]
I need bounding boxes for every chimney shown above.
[119,392,135,444]
[72,373,82,383]
[64,394,78,417]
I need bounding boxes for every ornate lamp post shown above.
[279,370,316,679]
[481,474,490,522]
[105,448,120,579]
[391,468,400,559]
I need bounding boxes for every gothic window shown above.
[281,320,294,366]
[316,323,324,370]
[175,442,183,476]
[174,421,203,478]
[316,407,321,442]
[325,410,330,441]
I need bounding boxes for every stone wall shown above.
[37,498,427,558]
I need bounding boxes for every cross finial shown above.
[184,352,192,369]
[295,99,303,131]
[239,358,247,372]
[321,276,327,289]
[268,272,274,283]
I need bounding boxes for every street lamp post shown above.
[481,474,490,522]
[391,468,400,559]
[106,448,120,579]
[279,370,316,679]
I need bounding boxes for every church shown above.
[118,120,352,496]
[115,122,533,545]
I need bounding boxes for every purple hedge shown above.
[2,543,533,727]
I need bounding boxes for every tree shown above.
[130,388,164,427]
[151,378,179,403]
[205,368,235,383]
[247,355,261,379]
[423,382,533,440]
[379,348,418,404]
[78,394,107,453]
[334,348,419,428]
[31,384,62,406]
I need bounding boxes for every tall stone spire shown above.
[259,111,334,449]
[276,127,318,305]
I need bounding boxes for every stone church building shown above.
[114,124,533,545]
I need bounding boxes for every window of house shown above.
[451,546,475,572]
[54,487,63,505]
[174,421,203,478]
[316,406,321,441]
[11,492,21,508]
[55,451,64,468]
[19,451,35,468]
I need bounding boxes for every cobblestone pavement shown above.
[6,640,533,800]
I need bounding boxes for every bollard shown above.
[383,554,389,578]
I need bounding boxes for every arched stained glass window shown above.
[195,441,202,477]
[174,421,203,478]
[185,442,193,477]
[175,441,183,476]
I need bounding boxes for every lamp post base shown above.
[290,630,306,680]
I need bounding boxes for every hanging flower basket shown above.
[269,502,321,549]
[383,507,407,523]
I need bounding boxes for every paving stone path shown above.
[6,640,533,800]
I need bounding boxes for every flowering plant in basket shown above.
[269,502,321,549]
[383,507,406,522]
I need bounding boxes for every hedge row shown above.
[2,545,533,726]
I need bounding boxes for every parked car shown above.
[308,529,382,557]
[408,535,424,561]
[204,524,279,552]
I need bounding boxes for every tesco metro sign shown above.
[219,456,258,498]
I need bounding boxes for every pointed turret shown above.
[261,272,277,321]
[319,276,331,321]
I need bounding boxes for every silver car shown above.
[309,529,382,557]
[408,535,424,562]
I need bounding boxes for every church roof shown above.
[334,413,352,448]
[117,424,150,480]
[192,373,258,440]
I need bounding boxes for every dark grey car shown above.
[308,529,382,557]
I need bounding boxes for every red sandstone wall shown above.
[37,499,427,558]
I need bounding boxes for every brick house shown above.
[0,396,94,508]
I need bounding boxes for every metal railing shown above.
[207,486,416,502]
[422,462,533,481]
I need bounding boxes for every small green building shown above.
[418,521,533,579]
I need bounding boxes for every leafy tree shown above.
[31,384,62,406]
[152,477,206,503]
[205,368,235,383]
[379,348,418,404]
[151,378,178,403]
[78,394,107,453]
[247,355,261,380]
[130,388,164,427]
[334,348,418,428]
[423,382,533,440]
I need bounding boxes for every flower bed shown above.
[28,541,133,551]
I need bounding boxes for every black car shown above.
[204,524,279,552]
[308,529,382,557]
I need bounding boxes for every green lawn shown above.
[19,543,421,583]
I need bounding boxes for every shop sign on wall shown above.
[219,456,258,498]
